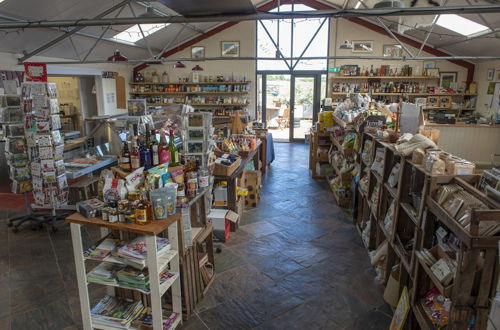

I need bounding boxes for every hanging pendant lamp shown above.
[191,65,204,71]
[173,61,186,68]
[107,49,128,62]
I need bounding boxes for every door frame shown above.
[258,70,324,142]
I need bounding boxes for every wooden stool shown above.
[68,176,99,203]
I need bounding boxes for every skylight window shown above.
[113,23,170,43]
[436,14,489,36]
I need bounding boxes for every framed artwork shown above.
[487,68,495,81]
[383,44,402,57]
[426,68,440,77]
[487,82,496,95]
[191,46,205,60]
[439,72,457,89]
[221,41,240,57]
[127,99,147,117]
[423,61,436,70]
[352,41,373,53]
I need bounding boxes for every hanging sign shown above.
[24,62,47,82]
[329,67,341,73]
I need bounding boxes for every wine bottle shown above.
[168,130,179,166]
[120,141,131,170]
[150,129,159,167]
[159,131,170,164]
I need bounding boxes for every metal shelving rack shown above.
[66,213,183,330]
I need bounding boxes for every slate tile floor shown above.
[0,142,391,330]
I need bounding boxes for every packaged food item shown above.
[425,152,445,175]
[125,167,144,192]
[387,163,400,188]
[103,178,127,202]
[170,169,184,184]
[371,148,385,177]
[412,148,425,165]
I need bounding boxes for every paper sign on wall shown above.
[24,62,47,82]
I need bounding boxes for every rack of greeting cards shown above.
[21,82,69,231]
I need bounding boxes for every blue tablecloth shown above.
[266,133,275,165]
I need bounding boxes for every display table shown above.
[66,212,182,330]
[424,123,500,166]
[214,140,261,230]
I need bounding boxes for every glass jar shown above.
[198,168,209,188]
[108,208,118,223]
[186,171,198,198]
[101,207,109,221]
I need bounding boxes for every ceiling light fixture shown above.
[355,1,362,9]
[373,1,405,8]
[107,49,128,62]
[173,61,186,68]
[192,65,204,71]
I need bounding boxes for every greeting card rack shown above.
[19,82,70,232]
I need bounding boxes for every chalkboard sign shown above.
[357,115,386,133]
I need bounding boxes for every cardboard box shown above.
[213,185,228,206]
[243,170,261,208]
[207,209,239,242]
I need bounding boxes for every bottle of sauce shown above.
[135,189,152,225]
[130,137,140,171]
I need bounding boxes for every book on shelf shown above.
[84,238,120,260]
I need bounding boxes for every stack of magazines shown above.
[117,236,170,269]
[91,295,145,329]
[116,268,150,293]
[87,262,124,286]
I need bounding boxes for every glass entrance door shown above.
[290,75,320,141]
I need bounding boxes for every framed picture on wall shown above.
[488,82,496,95]
[191,46,205,60]
[439,72,457,89]
[383,44,402,57]
[487,68,495,81]
[352,41,373,53]
[221,41,240,57]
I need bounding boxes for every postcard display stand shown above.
[22,82,69,230]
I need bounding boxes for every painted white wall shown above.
[328,19,469,85]
[474,60,500,117]
[141,21,257,117]
[0,51,132,115]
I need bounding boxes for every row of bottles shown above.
[339,64,419,77]
[120,123,179,171]
[134,96,249,105]
[131,84,250,93]
[134,72,169,83]
[332,82,426,94]
[133,72,249,84]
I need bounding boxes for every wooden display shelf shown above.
[130,91,248,95]
[329,75,439,80]
[66,212,181,236]
[416,256,454,298]
[384,182,398,199]
[372,92,477,96]
[400,202,418,226]
[147,103,247,107]
[426,197,500,249]
[371,169,382,184]
[130,81,251,85]
[412,302,437,330]
[393,235,412,274]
